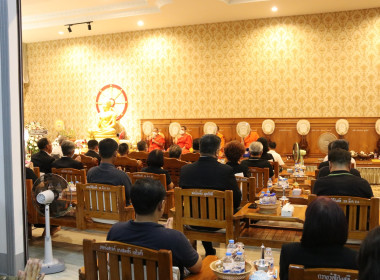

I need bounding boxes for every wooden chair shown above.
[79,239,173,280]
[33,166,40,178]
[76,183,135,231]
[173,187,234,246]
[270,161,279,178]
[52,168,87,183]
[163,151,170,158]
[127,172,173,216]
[248,167,269,195]
[128,151,149,167]
[180,153,200,163]
[163,157,188,187]
[80,154,98,172]
[114,156,141,173]
[235,176,256,207]
[289,264,358,280]
[308,194,380,247]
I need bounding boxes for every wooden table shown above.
[233,203,307,248]
[186,255,218,280]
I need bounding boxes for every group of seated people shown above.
[28,133,378,279]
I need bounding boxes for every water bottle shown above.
[270,193,277,204]
[227,239,236,254]
[222,252,234,273]
[233,251,245,273]
[263,193,269,204]
[264,247,274,274]
[259,191,265,204]
[267,178,272,188]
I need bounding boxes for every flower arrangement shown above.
[25,122,47,155]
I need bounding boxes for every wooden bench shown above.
[79,239,173,280]
[80,154,98,172]
[128,151,149,167]
[76,183,134,231]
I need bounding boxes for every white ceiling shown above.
[22,0,380,43]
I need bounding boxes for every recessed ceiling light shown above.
[272,6,278,12]
[58,31,64,35]
[137,20,144,26]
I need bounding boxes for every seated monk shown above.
[175,126,192,153]
[89,100,117,139]
[148,127,165,151]
[243,130,259,149]
[216,126,225,157]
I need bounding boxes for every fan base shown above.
[41,258,65,274]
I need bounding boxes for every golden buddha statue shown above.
[89,101,118,140]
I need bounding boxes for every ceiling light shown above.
[87,22,92,30]
[67,25,72,32]
[271,6,278,12]
[137,20,144,27]
[58,31,64,35]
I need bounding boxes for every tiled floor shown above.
[28,227,281,280]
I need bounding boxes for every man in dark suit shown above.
[313,149,373,199]
[31,138,54,173]
[52,140,84,170]
[179,134,241,256]
[85,139,101,164]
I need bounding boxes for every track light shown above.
[64,21,93,33]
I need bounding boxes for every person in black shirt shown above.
[107,178,202,279]
[224,140,248,177]
[31,138,54,174]
[358,226,380,280]
[257,137,274,162]
[313,149,373,198]
[240,141,274,178]
[280,197,358,280]
[85,139,101,164]
[52,140,84,170]
[141,149,174,189]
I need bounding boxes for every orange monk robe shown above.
[149,133,165,151]
[243,131,259,149]
[217,132,225,157]
[176,133,192,153]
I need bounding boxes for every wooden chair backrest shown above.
[289,264,358,280]
[174,187,234,244]
[248,167,269,194]
[235,176,256,207]
[26,179,38,225]
[80,154,98,172]
[308,194,380,240]
[83,239,173,280]
[128,151,149,167]
[114,156,141,173]
[33,166,40,178]
[127,172,167,190]
[270,161,279,178]
[52,167,87,183]
[76,183,130,230]
[163,151,170,158]
[163,157,188,187]
[180,153,200,163]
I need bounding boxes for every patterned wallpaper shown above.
[24,8,380,142]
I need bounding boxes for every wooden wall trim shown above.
[140,118,380,158]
